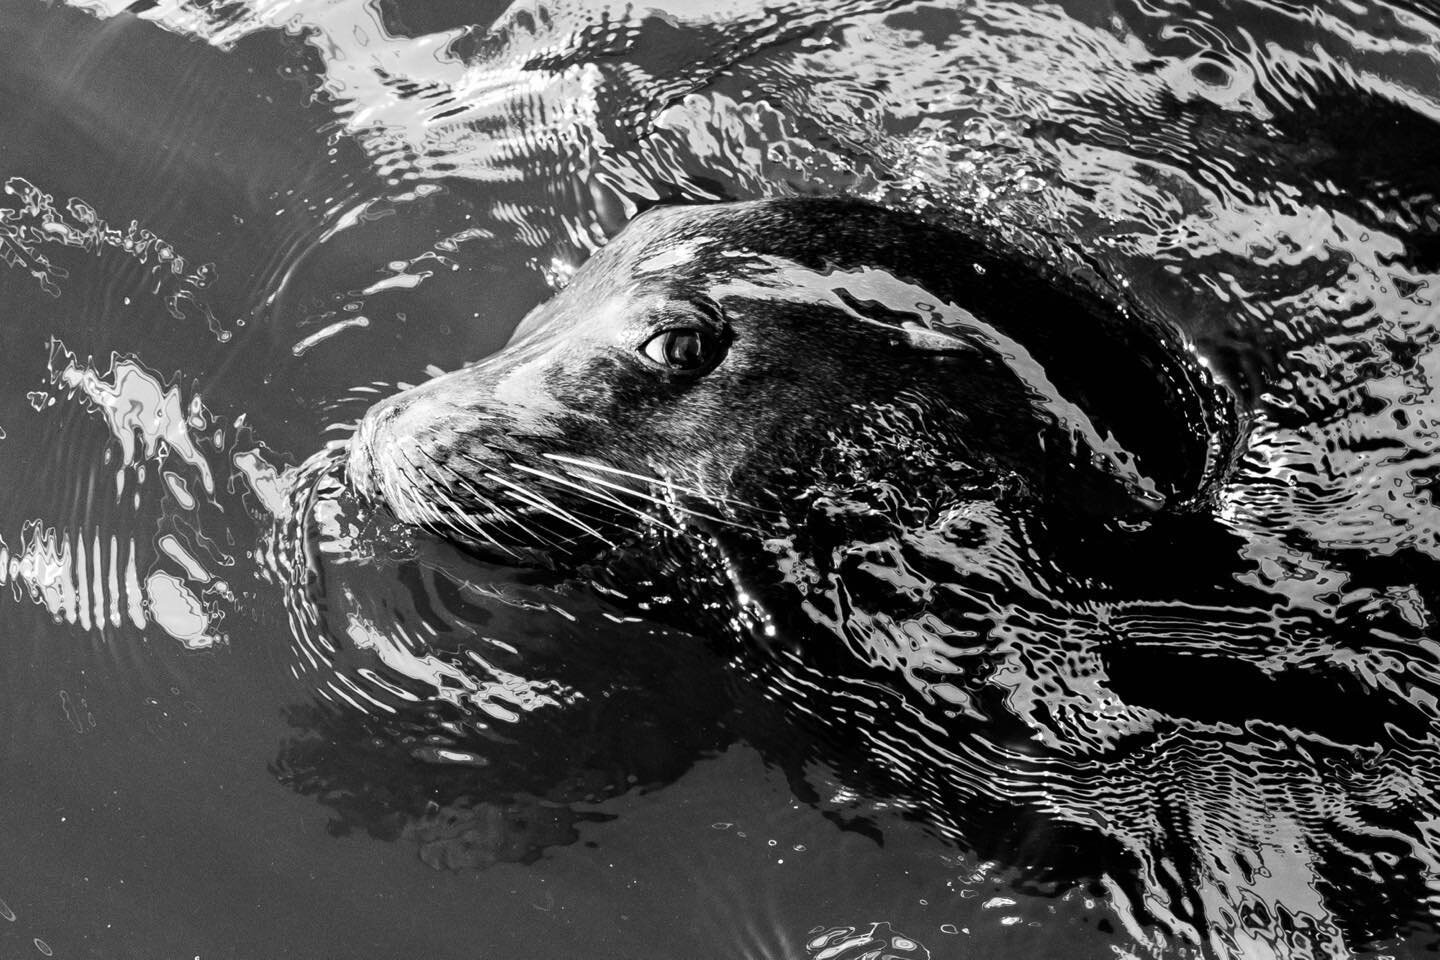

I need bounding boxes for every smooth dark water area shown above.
[3,0,1440,958]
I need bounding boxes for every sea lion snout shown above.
[348,369,520,532]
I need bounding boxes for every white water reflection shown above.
[0,337,288,647]
[0,520,141,630]
[51,343,217,496]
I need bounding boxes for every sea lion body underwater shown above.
[347,197,1231,566]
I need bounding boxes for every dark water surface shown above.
[3,0,1440,957]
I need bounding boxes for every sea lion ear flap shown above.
[899,321,977,355]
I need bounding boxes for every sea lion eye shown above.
[641,328,715,372]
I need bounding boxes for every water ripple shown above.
[21,0,1440,956]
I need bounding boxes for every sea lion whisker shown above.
[481,471,619,546]
[413,448,510,521]
[504,462,685,535]
[441,478,566,550]
[437,449,653,538]
[406,446,621,552]
[440,449,633,526]
[543,466,759,534]
[394,451,456,526]
[442,449,601,534]
[506,462,633,510]
[436,495,521,550]
[407,448,533,552]
[530,459,752,531]
[487,479,633,546]
[539,454,701,493]
[447,475,536,531]
[428,491,507,548]
[540,453,762,511]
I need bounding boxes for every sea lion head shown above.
[348,198,1225,562]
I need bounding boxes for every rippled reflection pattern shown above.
[0,0,1438,957]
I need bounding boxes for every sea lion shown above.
[346,197,1230,563]
[343,199,1440,953]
